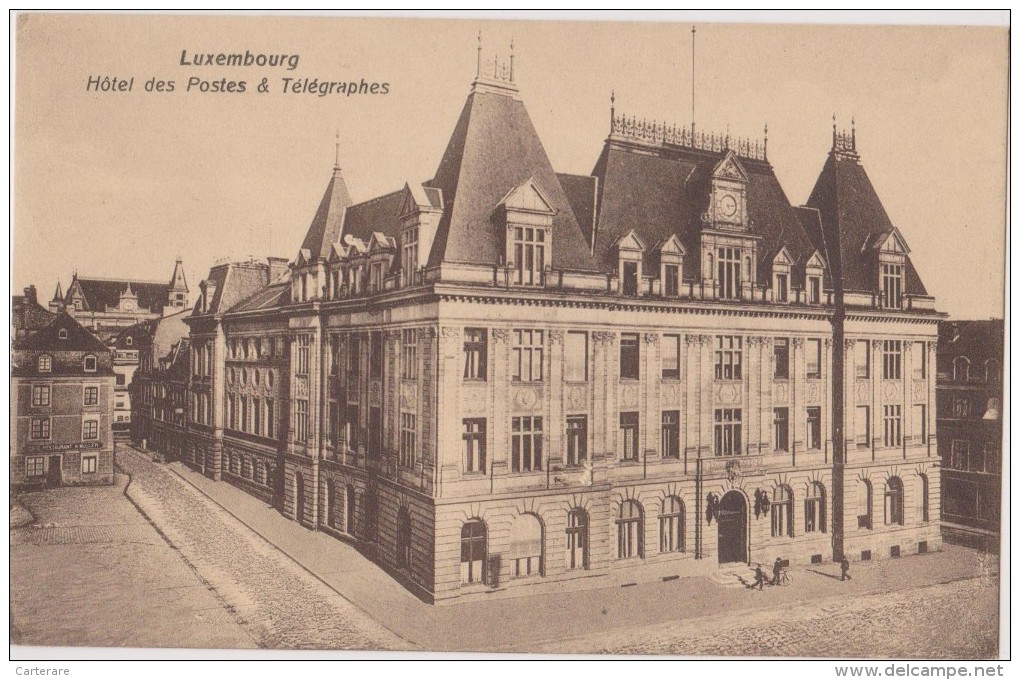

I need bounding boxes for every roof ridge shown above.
[76,276,171,286]
[347,188,404,210]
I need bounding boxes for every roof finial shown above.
[333,129,341,172]
[509,37,515,82]
[610,89,616,128]
[851,115,856,150]
[763,122,769,160]
[690,25,697,137]
[832,112,837,150]
[476,30,482,77]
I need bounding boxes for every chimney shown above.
[23,285,37,304]
[267,257,289,283]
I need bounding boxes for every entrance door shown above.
[295,472,305,523]
[717,491,748,564]
[47,456,62,487]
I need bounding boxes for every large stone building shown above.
[175,53,942,602]
[936,320,1003,550]
[11,312,115,489]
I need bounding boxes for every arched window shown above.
[985,359,1000,385]
[460,520,487,584]
[38,355,52,373]
[805,482,826,533]
[884,477,904,526]
[659,496,686,553]
[509,514,543,578]
[616,500,644,559]
[397,507,412,570]
[857,479,873,530]
[953,356,970,382]
[771,485,793,538]
[566,508,588,570]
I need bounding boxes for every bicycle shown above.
[776,569,791,586]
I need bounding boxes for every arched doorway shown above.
[717,491,748,564]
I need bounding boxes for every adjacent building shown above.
[12,285,56,342]
[11,312,115,489]
[936,320,1003,550]
[131,309,193,461]
[173,52,941,602]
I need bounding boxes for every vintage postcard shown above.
[10,11,1008,664]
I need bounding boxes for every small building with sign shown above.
[11,312,116,489]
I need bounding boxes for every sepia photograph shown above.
[8,10,1009,666]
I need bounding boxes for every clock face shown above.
[720,194,738,219]
[123,300,135,311]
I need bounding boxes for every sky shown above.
[13,12,1008,319]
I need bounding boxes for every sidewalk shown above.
[162,452,998,653]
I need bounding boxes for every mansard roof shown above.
[425,88,599,272]
[66,275,170,314]
[805,151,928,296]
[556,173,598,252]
[591,140,821,281]
[228,281,291,314]
[192,261,273,317]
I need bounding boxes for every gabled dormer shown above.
[497,178,556,287]
[397,182,443,287]
[874,227,909,309]
[367,231,397,293]
[613,229,646,296]
[656,234,686,297]
[804,249,827,304]
[771,246,794,303]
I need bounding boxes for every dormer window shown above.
[499,179,556,288]
[880,263,902,309]
[58,329,68,340]
[663,264,680,297]
[808,275,822,304]
[775,274,789,302]
[402,226,419,287]
[657,234,685,298]
[718,246,742,300]
[84,355,97,373]
[126,337,133,347]
[38,355,52,373]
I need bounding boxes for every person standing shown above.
[753,564,767,590]
[772,557,783,585]
[840,556,851,581]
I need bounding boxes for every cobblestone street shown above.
[113,449,402,650]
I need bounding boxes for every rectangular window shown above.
[84,386,99,406]
[912,342,926,379]
[296,335,310,375]
[241,397,249,433]
[463,418,486,473]
[949,440,969,470]
[26,456,45,477]
[463,329,488,380]
[401,329,418,380]
[881,263,903,309]
[882,340,902,380]
[296,399,309,443]
[402,226,419,286]
[661,335,680,380]
[348,336,361,375]
[253,398,262,436]
[855,406,870,446]
[81,456,97,474]
[717,246,742,299]
[855,340,870,379]
[266,398,274,439]
[346,404,359,449]
[806,339,822,379]
[82,420,99,440]
[806,406,822,449]
[512,226,546,286]
[400,412,417,469]
[620,412,639,461]
[773,408,789,451]
[913,404,926,443]
[370,331,383,378]
[30,417,50,440]
[808,276,821,304]
[512,329,544,382]
[883,404,902,448]
[664,264,680,297]
[714,409,742,456]
[31,384,51,407]
[369,407,382,456]
[116,374,126,386]
[952,397,971,418]
[38,355,52,373]
[775,273,788,302]
[565,332,588,382]
[622,261,639,296]
[511,416,543,472]
[715,336,743,380]
[661,410,680,459]
[620,333,640,380]
[84,355,97,372]
[566,415,587,467]
[773,339,789,380]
